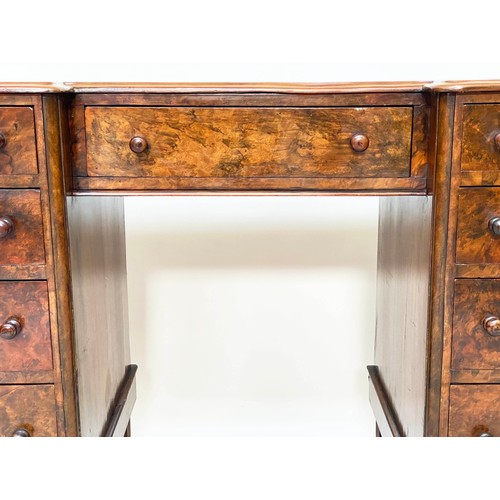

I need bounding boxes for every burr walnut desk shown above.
[1,80,500,437]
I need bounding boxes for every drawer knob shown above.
[495,133,500,150]
[12,427,31,437]
[0,132,6,149]
[0,216,13,238]
[488,217,500,236]
[350,133,369,152]
[129,136,148,154]
[0,317,22,340]
[482,315,500,336]
[479,432,493,437]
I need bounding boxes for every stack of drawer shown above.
[0,102,57,436]
[449,100,500,436]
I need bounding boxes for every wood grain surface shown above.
[0,384,57,436]
[374,196,432,437]
[84,106,413,179]
[461,104,500,172]
[456,188,500,264]
[0,189,45,266]
[0,107,38,175]
[0,281,52,374]
[452,279,500,370]
[67,196,130,436]
[448,384,500,436]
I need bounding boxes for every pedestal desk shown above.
[0,80,499,437]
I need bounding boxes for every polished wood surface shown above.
[461,104,500,173]
[84,106,413,179]
[0,281,52,379]
[0,107,38,175]
[67,196,131,436]
[2,81,500,437]
[67,81,430,94]
[374,196,432,436]
[456,188,500,265]
[452,279,500,370]
[448,384,500,436]
[0,189,45,266]
[0,384,57,437]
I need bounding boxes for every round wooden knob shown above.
[0,317,22,340]
[350,133,369,152]
[129,136,148,154]
[0,132,6,149]
[494,133,500,150]
[0,216,13,238]
[479,432,493,437]
[488,217,500,236]
[482,315,500,336]
[12,427,31,437]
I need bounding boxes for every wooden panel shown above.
[461,104,500,172]
[69,81,428,94]
[374,195,433,437]
[84,107,413,179]
[0,384,57,437]
[73,175,427,194]
[456,188,500,264]
[0,281,52,374]
[449,384,500,437]
[0,107,38,175]
[452,279,500,370]
[0,189,45,266]
[67,196,130,437]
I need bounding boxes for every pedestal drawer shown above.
[0,189,45,266]
[452,279,500,370]
[456,188,500,264]
[0,281,52,379]
[0,107,38,175]
[0,384,57,437]
[461,104,500,172]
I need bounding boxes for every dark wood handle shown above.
[0,216,13,238]
[494,133,500,150]
[12,427,31,437]
[0,132,6,149]
[350,133,369,152]
[0,317,22,340]
[482,315,500,336]
[129,136,148,154]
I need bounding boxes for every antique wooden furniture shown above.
[1,80,500,437]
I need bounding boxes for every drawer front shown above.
[0,189,45,266]
[85,106,413,179]
[0,281,52,373]
[456,188,500,264]
[0,384,57,436]
[452,279,500,370]
[0,107,38,175]
[462,104,500,172]
[449,384,500,436]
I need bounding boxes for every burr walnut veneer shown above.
[1,80,500,437]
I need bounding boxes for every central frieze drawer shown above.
[84,107,413,179]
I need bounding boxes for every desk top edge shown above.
[1,80,500,94]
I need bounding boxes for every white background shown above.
[1,0,500,496]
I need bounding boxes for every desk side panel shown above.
[67,196,131,436]
[374,196,432,436]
